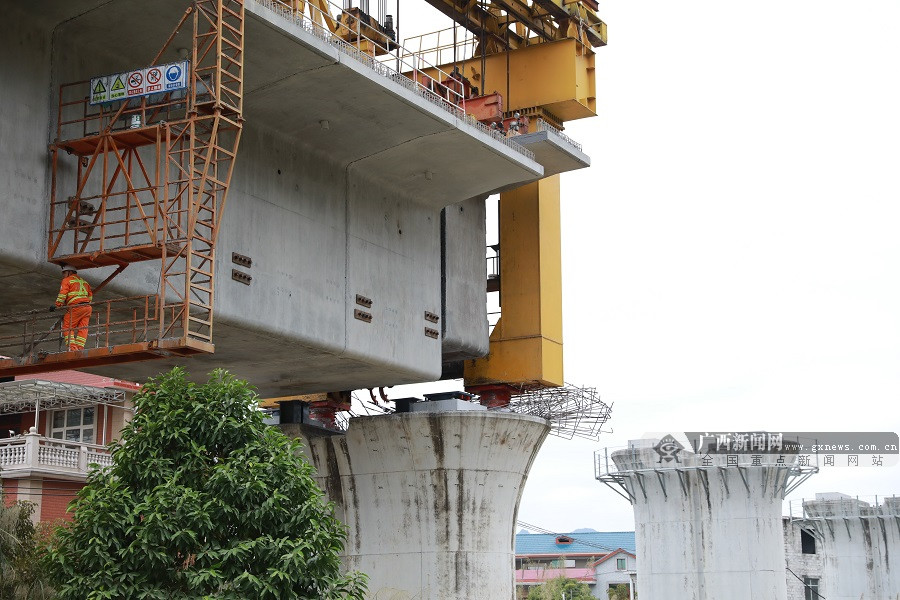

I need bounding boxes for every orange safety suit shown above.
[55,274,92,351]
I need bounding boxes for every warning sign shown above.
[164,61,188,91]
[109,75,126,101]
[127,70,144,97]
[88,61,190,105]
[90,76,109,104]
[145,67,162,93]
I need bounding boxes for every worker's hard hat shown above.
[60,263,77,273]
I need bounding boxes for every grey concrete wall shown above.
[0,5,55,290]
[285,411,550,600]
[611,443,792,600]
[441,197,490,362]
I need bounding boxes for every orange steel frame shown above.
[0,0,243,377]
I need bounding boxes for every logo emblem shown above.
[654,434,684,464]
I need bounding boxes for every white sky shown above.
[387,0,900,533]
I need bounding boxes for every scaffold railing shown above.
[0,297,158,355]
[0,294,211,377]
[594,444,820,503]
[786,495,900,520]
[401,25,479,67]
[595,444,822,476]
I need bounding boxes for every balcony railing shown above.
[0,429,113,479]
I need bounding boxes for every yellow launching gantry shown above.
[411,0,606,406]
[283,0,398,56]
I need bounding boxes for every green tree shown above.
[45,368,366,600]
[0,497,53,599]
[607,583,635,599]
[527,576,593,600]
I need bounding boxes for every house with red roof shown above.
[0,370,139,522]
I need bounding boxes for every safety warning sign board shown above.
[145,67,162,93]
[163,62,188,91]
[89,61,190,105]
[126,70,144,97]
[90,77,109,104]
[109,75,126,101]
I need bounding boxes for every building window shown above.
[50,407,95,444]
[800,530,816,554]
[616,557,627,570]
[555,535,572,545]
[550,558,575,568]
[803,577,820,600]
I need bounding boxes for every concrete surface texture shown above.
[610,441,795,600]
[800,493,900,600]
[282,411,550,600]
[0,0,556,395]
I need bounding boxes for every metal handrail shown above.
[487,255,499,279]
[594,445,820,478]
[56,82,189,143]
[535,118,583,152]
[788,495,900,520]
[401,25,478,67]
[0,295,166,358]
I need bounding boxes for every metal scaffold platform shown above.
[0,0,244,377]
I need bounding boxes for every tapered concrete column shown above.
[606,441,801,600]
[284,411,549,600]
[801,494,900,600]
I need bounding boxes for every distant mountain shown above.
[517,529,531,535]
[571,528,599,533]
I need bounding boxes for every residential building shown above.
[515,531,636,599]
[0,371,137,522]
[593,549,636,597]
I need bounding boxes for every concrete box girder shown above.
[243,2,543,207]
[0,0,545,395]
[42,0,543,208]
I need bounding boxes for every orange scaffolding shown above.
[0,0,244,377]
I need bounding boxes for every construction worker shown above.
[51,264,92,351]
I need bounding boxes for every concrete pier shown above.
[602,440,804,600]
[800,493,900,600]
[282,410,550,600]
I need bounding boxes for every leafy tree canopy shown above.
[527,576,594,600]
[607,582,635,600]
[0,496,52,599]
[45,368,366,600]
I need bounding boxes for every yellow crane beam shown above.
[420,0,606,53]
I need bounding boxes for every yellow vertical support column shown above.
[464,175,564,388]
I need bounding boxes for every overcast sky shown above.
[390,0,900,533]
